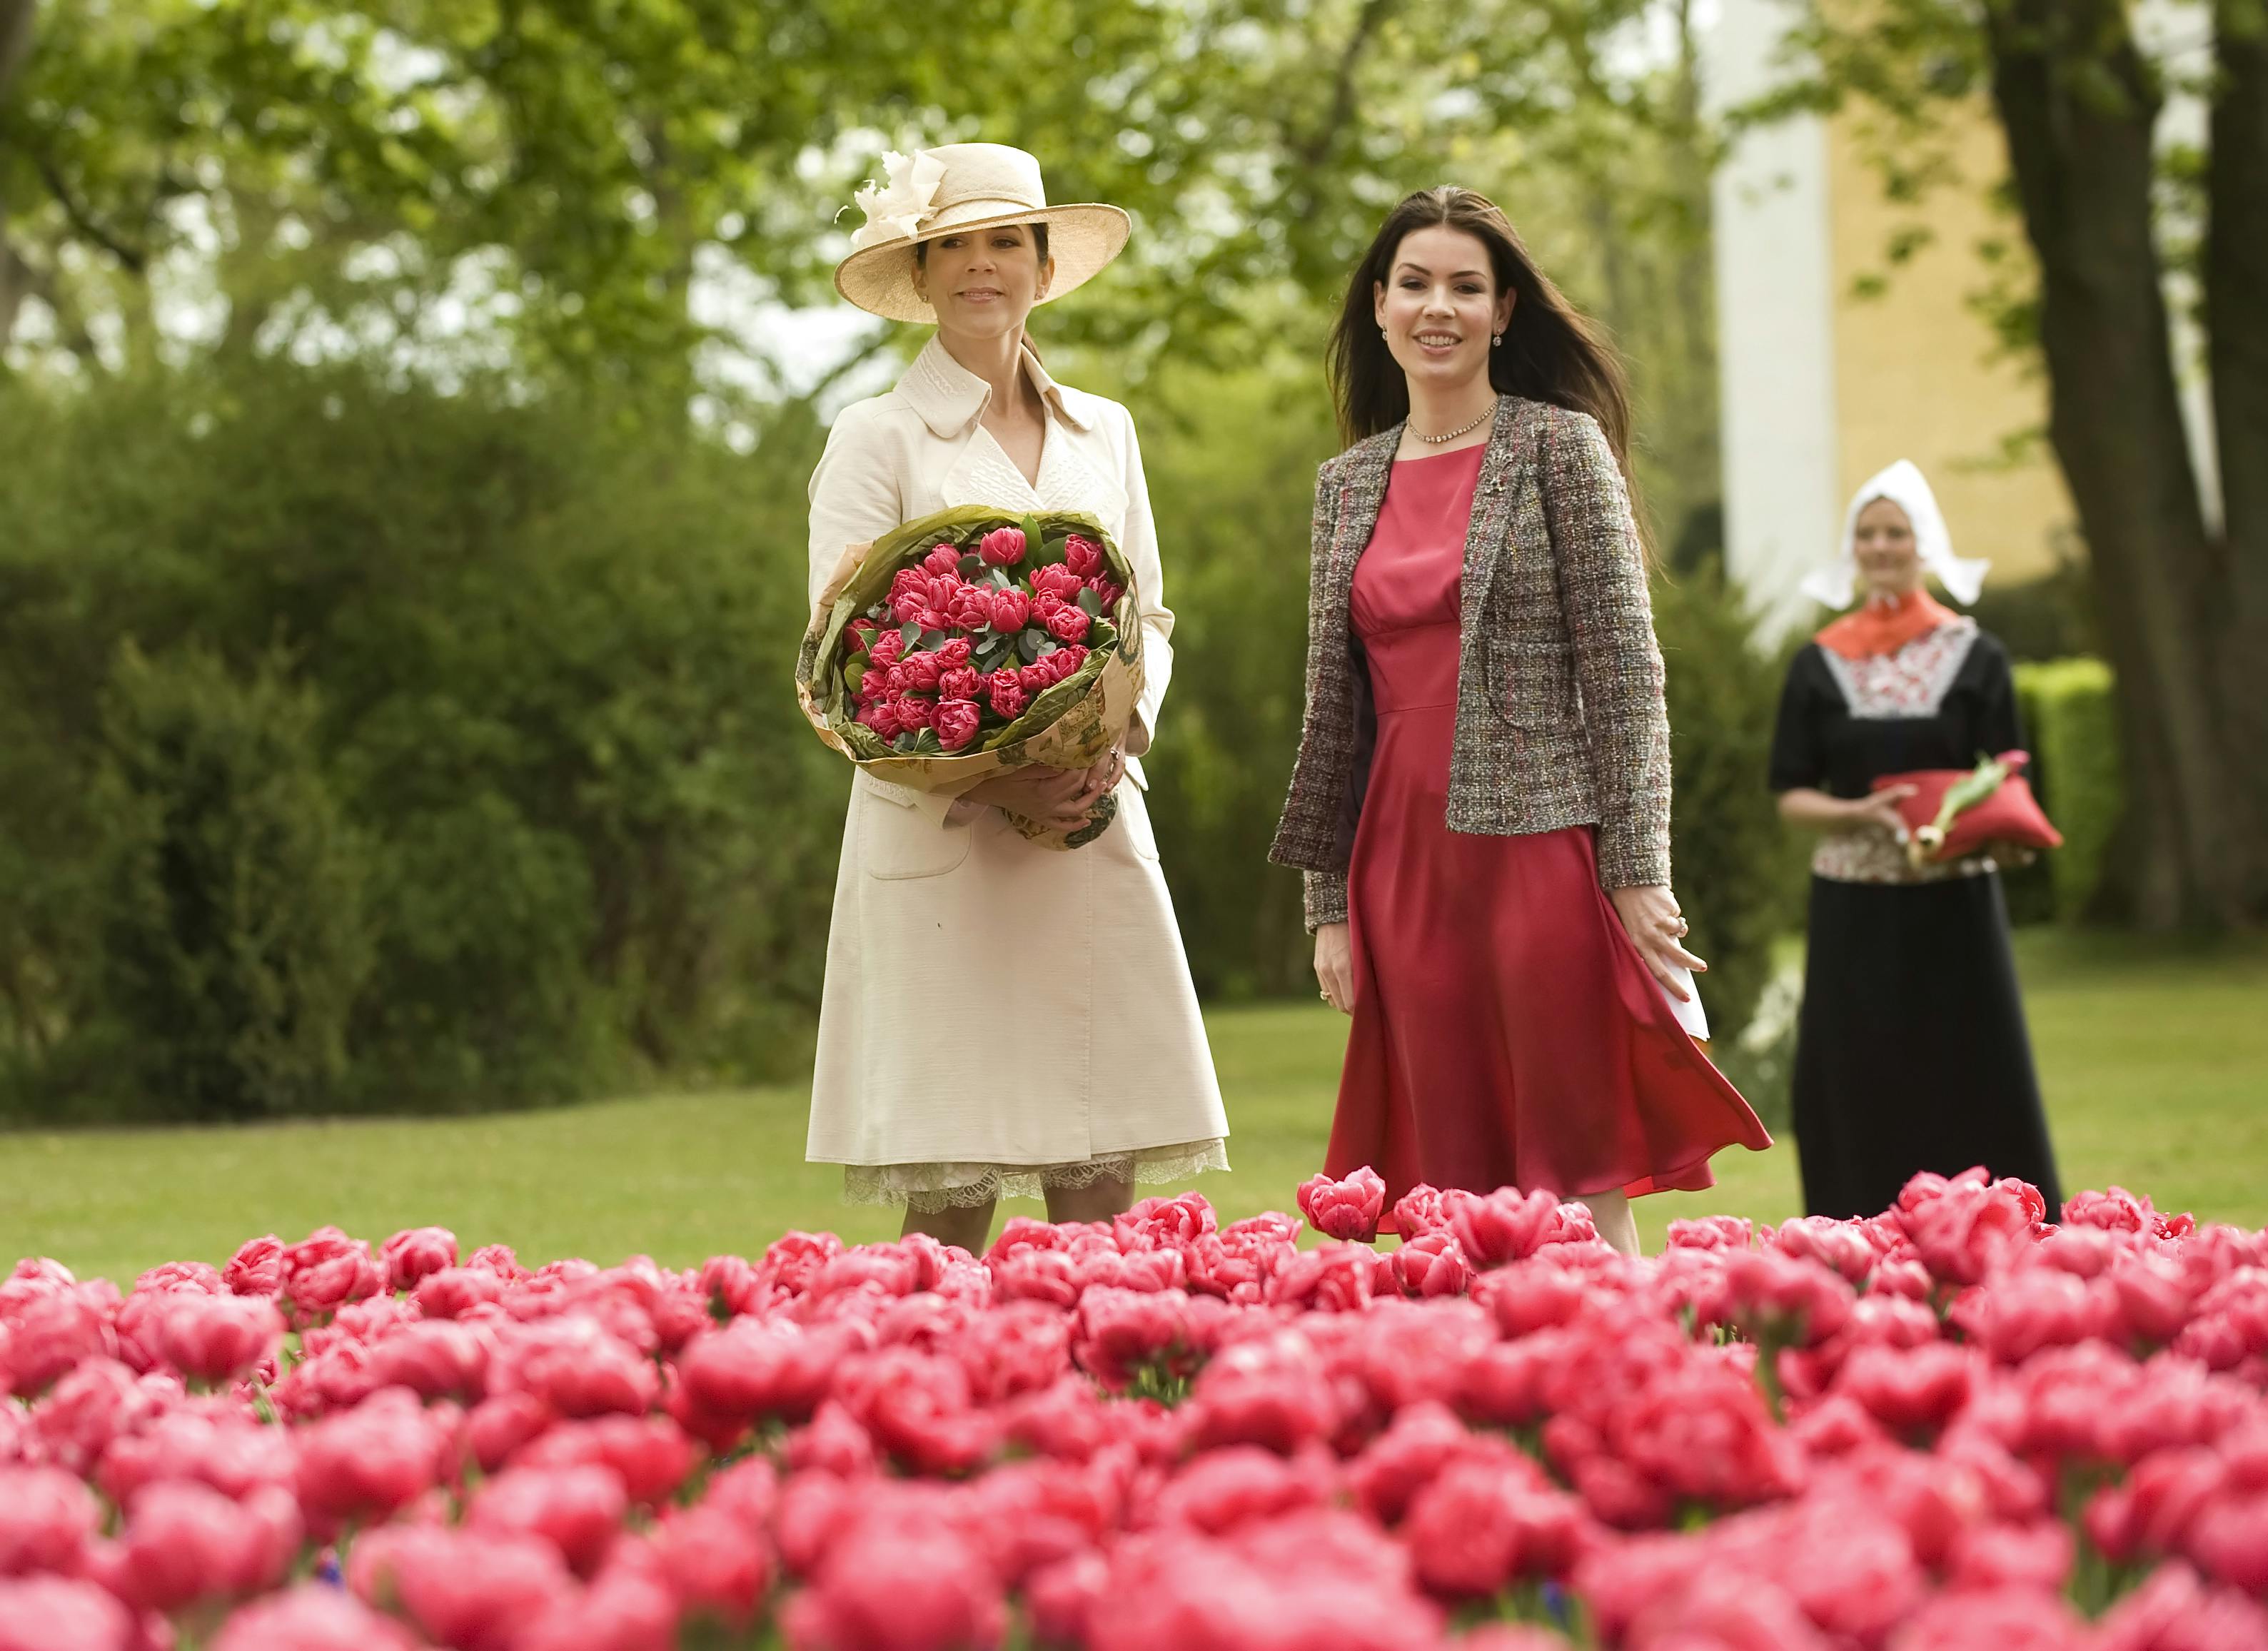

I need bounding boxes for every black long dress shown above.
[1768,617,2063,1221]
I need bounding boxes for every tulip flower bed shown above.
[4,1171,2268,1651]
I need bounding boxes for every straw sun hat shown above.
[834,143,1131,325]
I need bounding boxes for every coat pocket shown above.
[858,776,976,881]
[1497,639,1577,728]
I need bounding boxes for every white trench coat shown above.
[804,335,1229,1203]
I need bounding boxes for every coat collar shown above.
[1323,396,1543,633]
[1329,394,1536,557]
[897,333,1092,440]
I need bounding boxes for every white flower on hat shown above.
[850,150,948,252]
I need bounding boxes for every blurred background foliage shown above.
[0,0,2095,1119]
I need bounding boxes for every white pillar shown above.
[1704,0,1843,639]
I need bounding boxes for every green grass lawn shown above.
[4,931,2262,1284]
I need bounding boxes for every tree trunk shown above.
[2207,0,2268,899]
[0,0,36,350]
[1985,0,2263,926]
[0,0,34,108]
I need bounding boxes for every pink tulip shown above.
[780,1518,1006,1651]
[101,1480,300,1612]
[293,1387,455,1533]
[468,1463,627,1577]
[278,1227,384,1326]
[223,1236,285,1298]
[1296,1168,1386,1243]
[213,1585,423,1651]
[1446,1187,1566,1268]
[4,1287,115,1397]
[351,1524,573,1651]
[0,1577,134,1651]
[380,1226,460,1293]
[0,1467,100,1577]
[515,1414,698,1505]
[363,1319,490,1403]
[655,1504,772,1629]
[153,1293,285,1387]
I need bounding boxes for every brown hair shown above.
[1328,187,1639,489]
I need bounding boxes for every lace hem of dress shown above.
[841,1139,1231,1213]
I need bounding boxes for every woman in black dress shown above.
[1769,460,2062,1221]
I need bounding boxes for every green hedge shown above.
[0,360,845,1120]
[2013,657,2125,924]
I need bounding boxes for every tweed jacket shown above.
[1267,395,1672,931]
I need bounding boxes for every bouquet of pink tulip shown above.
[797,505,1144,850]
[5,1172,2268,1650]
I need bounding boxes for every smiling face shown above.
[1374,223,1517,395]
[912,222,1054,343]
[1853,497,1922,598]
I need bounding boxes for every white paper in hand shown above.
[1659,966,1710,1041]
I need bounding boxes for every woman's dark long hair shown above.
[1328,187,1640,491]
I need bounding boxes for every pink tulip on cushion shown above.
[0,1577,134,1651]
[212,1585,423,1651]
[1296,1168,1386,1242]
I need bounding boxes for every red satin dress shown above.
[1327,445,1770,1217]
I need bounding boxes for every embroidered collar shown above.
[897,333,1090,440]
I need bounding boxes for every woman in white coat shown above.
[805,143,1229,1251]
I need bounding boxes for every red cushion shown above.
[1871,751,2065,864]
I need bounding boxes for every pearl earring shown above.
[1492,333,1503,347]
[1380,327,1388,340]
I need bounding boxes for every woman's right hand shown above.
[1846,784,1917,839]
[964,765,1102,833]
[1314,922,1355,1014]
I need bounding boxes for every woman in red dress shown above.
[1269,188,1769,1254]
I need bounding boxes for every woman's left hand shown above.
[1609,884,1706,1002]
[1071,743,1127,811]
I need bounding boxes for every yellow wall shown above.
[1825,104,2076,582]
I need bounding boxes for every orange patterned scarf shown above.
[1815,588,1961,660]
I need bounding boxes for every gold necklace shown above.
[1411,395,1498,445]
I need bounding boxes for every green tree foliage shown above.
[91,644,371,1119]
[0,359,844,1116]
